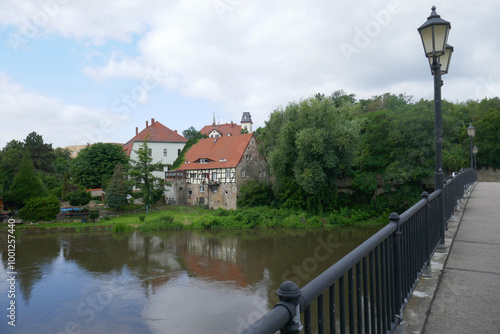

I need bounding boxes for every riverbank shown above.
[0,205,387,234]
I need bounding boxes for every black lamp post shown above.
[472,145,478,171]
[467,123,476,169]
[418,6,452,191]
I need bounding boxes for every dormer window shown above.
[200,159,207,163]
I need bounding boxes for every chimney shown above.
[136,127,138,135]
[146,120,149,128]
[231,121,233,128]
[174,130,177,133]
[151,118,155,125]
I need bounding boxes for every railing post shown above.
[276,281,303,334]
[421,192,433,277]
[389,212,404,330]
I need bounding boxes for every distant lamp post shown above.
[418,6,452,190]
[467,123,475,169]
[472,145,478,171]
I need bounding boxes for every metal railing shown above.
[240,168,476,334]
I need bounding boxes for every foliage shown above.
[71,143,129,189]
[4,151,47,209]
[139,214,146,222]
[112,222,134,233]
[89,210,99,221]
[24,132,55,173]
[67,189,91,207]
[138,214,184,232]
[0,140,25,196]
[237,179,274,208]
[19,196,60,222]
[260,91,361,212]
[182,126,207,140]
[127,138,168,208]
[106,164,129,210]
[170,138,200,170]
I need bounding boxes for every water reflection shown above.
[0,227,379,333]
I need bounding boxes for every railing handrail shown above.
[240,168,476,334]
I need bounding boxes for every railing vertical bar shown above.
[362,257,369,334]
[381,241,387,333]
[339,275,346,334]
[375,246,382,334]
[305,304,312,334]
[329,284,336,334]
[318,293,325,334]
[348,268,354,334]
[356,261,362,334]
[369,251,376,333]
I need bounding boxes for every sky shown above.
[0,0,499,149]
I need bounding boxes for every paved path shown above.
[422,182,500,334]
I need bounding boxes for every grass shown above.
[4,205,387,233]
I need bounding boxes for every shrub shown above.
[138,214,184,232]
[113,222,134,233]
[19,196,60,222]
[89,210,99,221]
[139,214,146,222]
[67,189,91,207]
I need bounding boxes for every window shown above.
[163,148,168,156]
[200,159,207,163]
[262,170,267,177]
[225,170,231,179]
[177,149,181,156]
[199,186,205,192]
[246,155,252,160]
[212,172,217,181]
[148,149,152,156]
[188,189,192,198]
[225,190,229,196]
[212,186,218,193]
[241,169,246,177]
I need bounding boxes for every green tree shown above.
[24,132,55,173]
[0,140,25,196]
[19,196,60,222]
[5,152,47,209]
[237,180,274,208]
[182,126,206,140]
[71,143,128,189]
[265,93,361,212]
[106,164,129,209]
[127,138,168,210]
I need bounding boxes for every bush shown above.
[138,214,184,232]
[19,196,60,222]
[113,222,134,233]
[89,210,99,221]
[67,189,91,207]
[139,214,146,222]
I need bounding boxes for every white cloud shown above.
[1,0,500,134]
[0,73,130,148]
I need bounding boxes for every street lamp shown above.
[467,123,475,169]
[418,6,452,191]
[472,145,478,171]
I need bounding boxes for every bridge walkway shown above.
[421,182,500,333]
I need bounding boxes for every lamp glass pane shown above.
[419,26,436,56]
[432,24,449,55]
[440,47,453,74]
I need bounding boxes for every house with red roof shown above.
[166,133,267,209]
[123,118,188,180]
[199,112,253,138]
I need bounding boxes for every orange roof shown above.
[178,133,254,170]
[123,119,187,156]
[200,122,242,137]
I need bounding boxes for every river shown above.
[0,227,379,334]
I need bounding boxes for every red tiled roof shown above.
[123,120,187,156]
[200,122,242,137]
[178,133,254,170]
